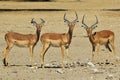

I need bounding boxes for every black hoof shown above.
[3,58,8,66]
[41,64,44,68]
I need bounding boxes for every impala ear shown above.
[31,18,37,26]
[82,25,88,29]
[91,25,97,30]
[64,20,70,25]
[40,18,45,26]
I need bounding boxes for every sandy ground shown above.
[0,0,120,80]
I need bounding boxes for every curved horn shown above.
[91,15,98,29]
[64,13,70,24]
[73,12,79,23]
[82,15,88,29]
[40,18,45,25]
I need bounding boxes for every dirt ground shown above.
[0,0,120,80]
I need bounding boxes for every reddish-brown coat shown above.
[3,19,44,66]
[40,13,79,69]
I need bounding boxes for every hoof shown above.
[3,58,8,66]
[41,64,44,68]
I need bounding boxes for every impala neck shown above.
[67,28,73,45]
[88,32,95,44]
[34,29,41,46]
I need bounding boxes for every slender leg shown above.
[65,47,70,69]
[61,45,65,69]
[91,45,95,62]
[110,42,118,64]
[104,44,111,64]
[97,44,100,64]
[3,43,13,66]
[3,47,9,66]
[40,43,50,68]
[29,45,34,67]
[106,48,110,64]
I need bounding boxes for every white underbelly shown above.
[50,42,61,47]
[14,40,29,47]
[48,40,61,47]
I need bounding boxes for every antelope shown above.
[3,18,45,67]
[40,12,79,69]
[81,15,118,64]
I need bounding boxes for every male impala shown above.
[40,12,79,69]
[81,15,118,64]
[3,18,45,67]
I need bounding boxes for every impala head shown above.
[31,18,45,31]
[81,15,98,36]
[64,12,79,30]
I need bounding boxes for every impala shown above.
[40,12,79,69]
[81,15,118,64]
[3,18,45,67]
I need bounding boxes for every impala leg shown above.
[110,42,118,64]
[65,47,70,69]
[91,51,94,63]
[3,48,9,66]
[97,44,100,64]
[3,43,13,66]
[29,46,34,67]
[104,44,111,64]
[105,48,110,64]
[40,43,50,68]
[91,45,95,63]
[61,46,65,69]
